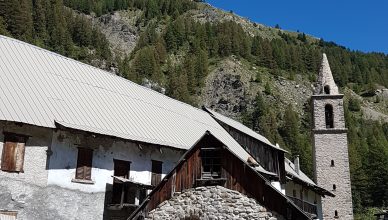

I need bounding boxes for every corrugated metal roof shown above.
[284,158,316,186]
[284,158,334,196]
[0,35,253,162]
[204,107,287,152]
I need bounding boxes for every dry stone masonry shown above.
[145,186,284,220]
[312,54,354,219]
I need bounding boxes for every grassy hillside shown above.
[1,0,387,217]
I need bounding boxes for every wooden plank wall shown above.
[139,135,308,220]
[221,123,286,182]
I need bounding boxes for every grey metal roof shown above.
[0,35,252,162]
[284,158,316,186]
[204,107,287,152]
[284,158,334,196]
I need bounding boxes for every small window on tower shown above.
[331,160,335,167]
[334,210,339,218]
[325,104,334,128]
[324,85,330,94]
[333,184,336,191]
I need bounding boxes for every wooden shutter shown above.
[151,160,162,186]
[1,135,26,172]
[1,142,17,171]
[75,148,93,180]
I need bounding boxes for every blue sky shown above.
[206,0,388,54]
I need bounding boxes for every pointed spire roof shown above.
[315,53,339,95]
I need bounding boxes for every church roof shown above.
[314,53,339,95]
[0,35,252,162]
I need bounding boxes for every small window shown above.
[293,189,296,197]
[325,104,334,128]
[151,160,163,186]
[112,159,131,204]
[114,159,130,179]
[300,189,303,200]
[75,148,93,181]
[334,210,339,218]
[324,85,330,94]
[1,133,27,172]
[331,160,335,167]
[201,148,221,179]
[333,184,336,191]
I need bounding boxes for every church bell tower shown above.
[312,54,354,219]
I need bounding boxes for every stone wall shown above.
[145,186,284,220]
[313,133,353,220]
[312,93,354,219]
[0,122,52,187]
[312,97,346,130]
[0,177,105,220]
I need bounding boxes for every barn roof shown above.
[204,107,287,152]
[0,35,251,161]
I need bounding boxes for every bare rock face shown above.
[145,186,284,220]
[94,10,142,57]
[187,5,280,39]
[202,58,252,118]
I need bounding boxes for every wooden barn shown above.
[204,107,287,184]
[129,132,310,220]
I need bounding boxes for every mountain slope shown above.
[1,0,387,217]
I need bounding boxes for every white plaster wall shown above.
[0,121,51,187]
[47,130,184,192]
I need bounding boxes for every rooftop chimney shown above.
[294,155,300,175]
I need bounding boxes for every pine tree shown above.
[0,15,9,36]
[33,0,47,44]
[195,49,208,87]
[264,82,272,95]
[251,92,267,130]
[132,46,161,83]
[5,0,34,42]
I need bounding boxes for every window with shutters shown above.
[74,148,93,181]
[1,133,27,173]
[151,160,162,186]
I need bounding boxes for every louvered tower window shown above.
[325,104,334,128]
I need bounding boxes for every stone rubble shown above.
[145,186,284,220]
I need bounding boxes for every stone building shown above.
[206,107,334,219]
[0,35,258,219]
[312,54,354,219]
[0,35,311,220]
[0,34,335,220]
[130,133,310,220]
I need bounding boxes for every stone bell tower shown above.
[312,54,353,219]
